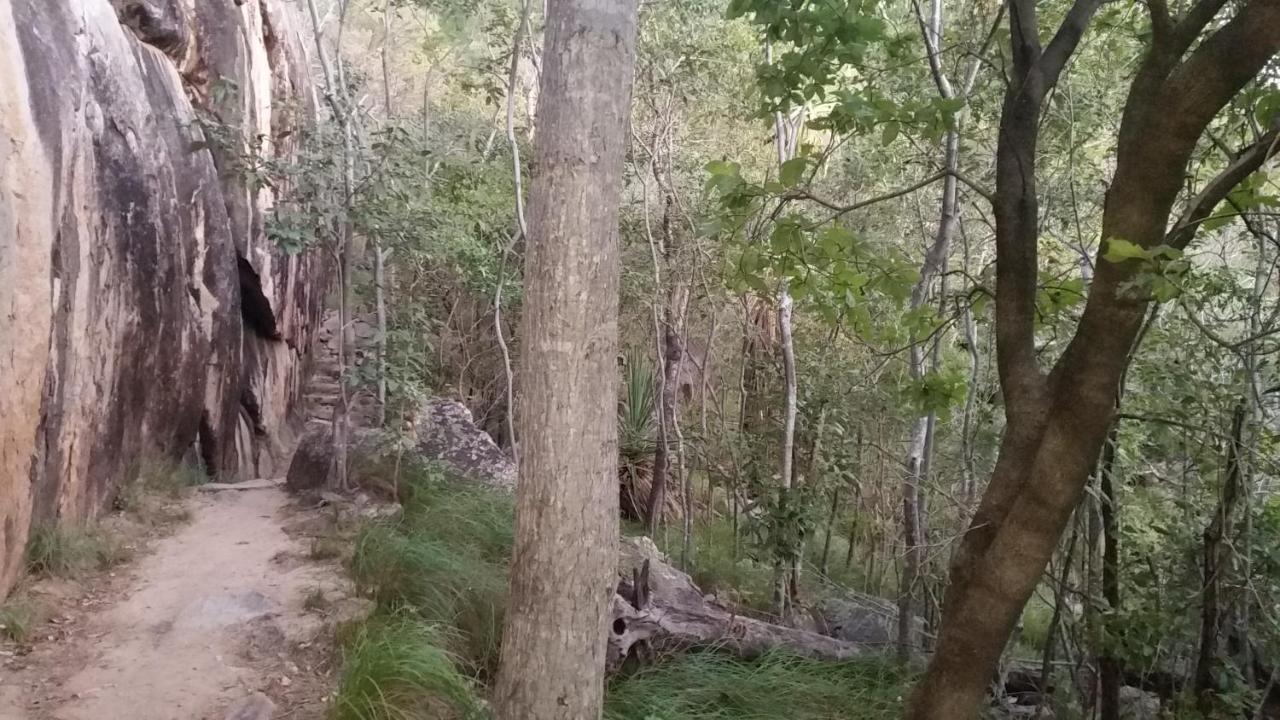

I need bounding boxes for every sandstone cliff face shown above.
[0,0,328,594]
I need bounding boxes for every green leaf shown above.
[779,157,807,188]
[880,121,899,146]
[1102,238,1145,263]
[705,160,740,177]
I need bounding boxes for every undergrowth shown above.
[338,449,911,719]
[642,517,870,614]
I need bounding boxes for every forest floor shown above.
[0,483,365,720]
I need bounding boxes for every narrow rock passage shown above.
[0,487,346,720]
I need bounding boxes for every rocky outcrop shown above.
[0,0,326,594]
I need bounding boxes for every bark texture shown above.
[908,2,1280,717]
[0,0,324,596]
[490,1,639,718]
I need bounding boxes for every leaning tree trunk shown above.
[907,2,1280,718]
[490,1,639,719]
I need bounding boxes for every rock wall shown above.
[0,0,328,594]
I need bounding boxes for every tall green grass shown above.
[350,465,513,682]
[605,652,909,720]
[332,618,484,720]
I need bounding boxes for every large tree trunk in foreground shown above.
[907,2,1280,718]
[491,1,639,718]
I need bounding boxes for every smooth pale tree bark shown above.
[491,1,638,718]
[772,287,799,618]
[897,0,992,661]
[907,2,1280,717]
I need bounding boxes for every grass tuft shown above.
[0,602,35,643]
[332,617,483,720]
[25,525,129,578]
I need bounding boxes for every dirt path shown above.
[0,486,357,720]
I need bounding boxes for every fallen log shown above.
[607,536,868,670]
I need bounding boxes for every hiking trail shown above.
[0,485,359,720]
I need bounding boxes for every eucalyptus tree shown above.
[491,0,639,717]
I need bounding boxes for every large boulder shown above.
[414,399,516,490]
[0,0,324,595]
[813,593,924,648]
[285,427,335,493]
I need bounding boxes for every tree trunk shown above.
[899,0,966,660]
[491,1,638,718]
[1098,427,1121,720]
[772,286,798,619]
[647,197,683,537]
[844,426,864,571]
[1039,518,1079,703]
[375,0,392,427]
[303,0,354,490]
[1194,402,1247,713]
[907,3,1280,718]
[820,487,840,577]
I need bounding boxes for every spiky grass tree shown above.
[618,352,657,521]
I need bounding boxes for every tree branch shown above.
[1038,0,1107,89]
[1147,0,1174,47]
[1167,125,1280,249]
[793,170,993,219]
[1168,0,1231,57]
[1164,0,1280,143]
[1007,0,1042,73]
